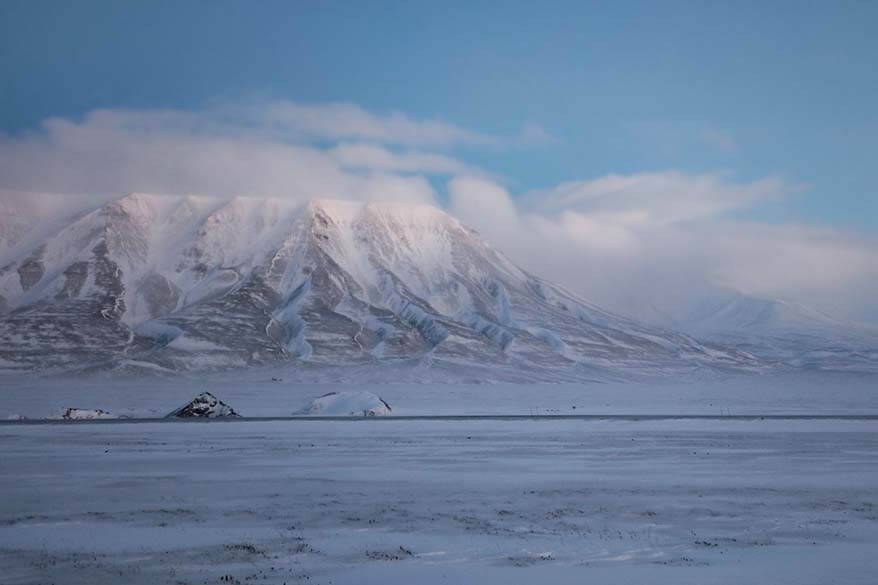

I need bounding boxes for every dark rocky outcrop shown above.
[167,392,240,418]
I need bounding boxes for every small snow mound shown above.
[167,392,240,418]
[61,408,114,420]
[300,391,392,417]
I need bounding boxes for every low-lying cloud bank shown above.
[449,175,878,325]
[1,100,875,324]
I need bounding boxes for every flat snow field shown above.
[2,418,878,584]
[3,372,878,419]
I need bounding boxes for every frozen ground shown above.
[2,370,878,419]
[2,417,878,584]
[2,372,877,583]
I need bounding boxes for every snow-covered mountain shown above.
[639,286,878,371]
[0,193,872,379]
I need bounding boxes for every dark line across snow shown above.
[3,414,878,426]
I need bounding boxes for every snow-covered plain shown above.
[2,416,878,584]
[1,370,877,420]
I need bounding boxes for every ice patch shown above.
[527,327,572,358]
[167,336,227,352]
[134,320,183,344]
[268,277,313,358]
[378,275,448,347]
[298,391,392,417]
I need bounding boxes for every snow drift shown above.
[299,391,392,417]
[60,408,114,420]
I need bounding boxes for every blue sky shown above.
[2,0,876,230]
[1,1,877,321]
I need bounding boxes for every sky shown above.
[1,1,876,323]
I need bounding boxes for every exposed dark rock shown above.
[58,261,89,300]
[62,408,113,420]
[17,254,45,291]
[91,241,126,320]
[167,392,240,418]
[137,272,181,318]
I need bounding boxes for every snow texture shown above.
[299,391,392,416]
[2,193,873,377]
[60,408,114,420]
[2,417,878,584]
[3,370,878,420]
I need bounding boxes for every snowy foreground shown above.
[2,415,878,584]
[3,371,878,419]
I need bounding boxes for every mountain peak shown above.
[0,193,874,378]
[306,198,461,229]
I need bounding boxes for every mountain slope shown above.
[0,193,864,378]
[641,287,878,371]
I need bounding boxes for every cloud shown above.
[0,101,545,204]
[247,101,501,147]
[46,100,550,150]
[709,221,878,303]
[32,101,503,147]
[329,143,481,176]
[449,173,878,324]
[524,171,791,225]
[235,101,552,147]
[448,176,520,241]
[0,101,873,325]
[0,103,508,205]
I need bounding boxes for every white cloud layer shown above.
[450,174,878,325]
[329,143,482,176]
[0,105,491,204]
[523,171,791,225]
[0,101,875,324]
[248,101,500,147]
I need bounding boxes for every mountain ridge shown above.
[0,192,873,378]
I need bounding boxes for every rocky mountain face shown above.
[0,193,871,379]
